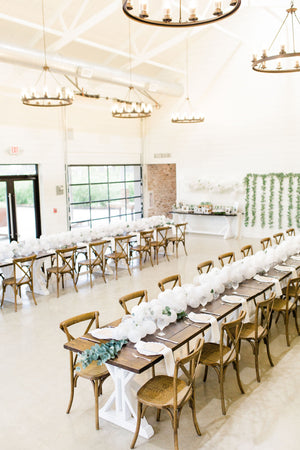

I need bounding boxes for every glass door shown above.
[0,176,41,242]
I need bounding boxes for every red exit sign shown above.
[8,145,22,156]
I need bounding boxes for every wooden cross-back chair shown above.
[150,226,170,264]
[1,254,37,312]
[286,227,295,236]
[131,230,154,270]
[46,246,78,297]
[272,277,300,346]
[273,232,284,245]
[197,260,214,274]
[240,245,253,258]
[77,240,110,287]
[200,311,246,415]
[119,290,148,315]
[130,337,204,450]
[167,223,188,258]
[59,311,110,430]
[105,235,133,280]
[158,274,181,292]
[239,293,275,382]
[260,237,272,250]
[218,252,235,267]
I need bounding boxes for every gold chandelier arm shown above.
[42,0,48,67]
[268,12,289,51]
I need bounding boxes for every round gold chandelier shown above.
[252,2,300,74]
[21,0,73,107]
[112,87,152,118]
[123,0,241,27]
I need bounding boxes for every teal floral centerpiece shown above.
[78,339,128,370]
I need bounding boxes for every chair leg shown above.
[14,285,18,312]
[66,374,75,414]
[89,265,93,288]
[156,247,159,265]
[57,275,60,298]
[203,365,208,382]
[30,283,37,306]
[285,312,290,347]
[234,358,245,394]
[183,241,188,256]
[165,245,170,262]
[189,392,201,436]
[275,311,281,324]
[115,259,118,280]
[254,341,260,383]
[72,271,78,293]
[173,409,179,450]
[220,367,226,415]
[264,335,274,367]
[149,249,154,267]
[176,242,178,259]
[94,380,99,430]
[293,309,300,335]
[46,271,50,288]
[156,409,161,422]
[126,258,132,276]
[130,401,142,449]
[1,283,6,307]
[139,253,142,271]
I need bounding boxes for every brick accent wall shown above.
[146,164,176,217]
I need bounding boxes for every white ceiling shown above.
[0,0,297,101]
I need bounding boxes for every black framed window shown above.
[68,165,143,229]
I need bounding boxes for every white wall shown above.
[0,93,141,235]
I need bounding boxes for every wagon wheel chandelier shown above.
[252,1,300,73]
[21,0,73,107]
[172,38,204,123]
[123,0,241,27]
[112,21,153,118]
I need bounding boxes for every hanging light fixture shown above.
[21,0,73,106]
[112,21,153,118]
[252,1,300,73]
[172,37,204,124]
[123,0,241,27]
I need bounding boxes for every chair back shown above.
[260,237,272,250]
[273,232,284,245]
[115,235,133,256]
[139,230,154,249]
[240,245,253,258]
[56,246,77,273]
[13,254,36,283]
[89,240,110,265]
[219,311,246,366]
[285,277,300,307]
[119,290,148,315]
[59,311,99,341]
[286,227,295,236]
[174,223,187,242]
[197,260,214,274]
[155,226,170,245]
[173,337,204,410]
[158,274,181,292]
[218,252,235,267]
[254,293,275,340]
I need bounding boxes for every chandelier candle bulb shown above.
[295,60,300,68]
[139,1,149,18]
[252,54,257,62]
[280,45,286,54]
[214,1,223,16]
[262,49,267,58]
[163,7,172,22]
[126,0,133,9]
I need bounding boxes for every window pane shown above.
[69,166,89,184]
[126,165,140,181]
[127,197,142,214]
[110,199,126,216]
[71,221,90,229]
[0,164,37,176]
[126,181,142,198]
[110,215,124,224]
[91,202,109,220]
[90,166,107,183]
[108,166,124,182]
[109,183,125,200]
[91,218,110,227]
[70,204,90,222]
[90,184,108,202]
[70,185,89,203]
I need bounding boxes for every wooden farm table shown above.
[63,263,299,438]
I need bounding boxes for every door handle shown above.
[8,193,14,239]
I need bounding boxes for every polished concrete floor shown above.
[1,233,300,450]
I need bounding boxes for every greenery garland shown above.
[260,175,267,228]
[251,174,258,227]
[288,174,294,227]
[244,173,300,229]
[78,339,128,369]
[244,175,250,227]
[277,173,284,229]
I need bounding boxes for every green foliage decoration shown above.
[251,174,258,227]
[277,173,284,229]
[288,174,294,227]
[244,175,250,227]
[261,174,267,228]
[78,339,128,370]
[297,176,300,228]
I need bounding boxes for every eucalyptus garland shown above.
[244,173,300,229]
[288,174,294,227]
[78,339,128,369]
[251,174,258,227]
[260,175,267,228]
[244,175,250,227]
[268,175,275,228]
[277,173,284,229]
